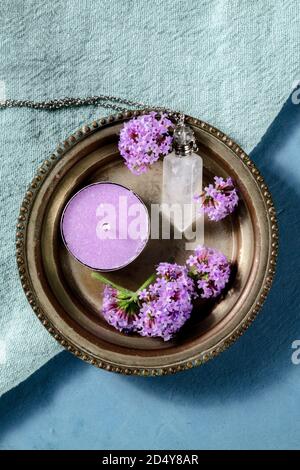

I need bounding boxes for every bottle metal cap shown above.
[173,122,196,156]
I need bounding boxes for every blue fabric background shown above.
[0,98,300,450]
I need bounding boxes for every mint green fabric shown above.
[0,0,299,397]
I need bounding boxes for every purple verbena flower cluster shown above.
[99,247,231,340]
[118,112,174,175]
[197,176,239,221]
[186,245,231,299]
[102,286,138,333]
[135,263,195,341]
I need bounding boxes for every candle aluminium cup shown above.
[60,182,150,272]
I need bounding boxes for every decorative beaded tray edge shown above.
[16,110,279,376]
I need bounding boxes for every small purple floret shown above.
[187,245,231,299]
[198,176,239,221]
[118,112,174,175]
[102,286,138,333]
[135,263,195,341]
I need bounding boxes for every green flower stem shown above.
[135,273,156,294]
[91,271,156,302]
[91,272,135,296]
[126,273,156,303]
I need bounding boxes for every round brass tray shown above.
[16,110,278,376]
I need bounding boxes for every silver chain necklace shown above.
[0,94,179,117]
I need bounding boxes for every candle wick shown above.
[102,222,111,232]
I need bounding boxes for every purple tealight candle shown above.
[61,182,150,271]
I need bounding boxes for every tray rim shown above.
[16,109,279,376]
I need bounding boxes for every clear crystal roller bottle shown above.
[162,120,202,233]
